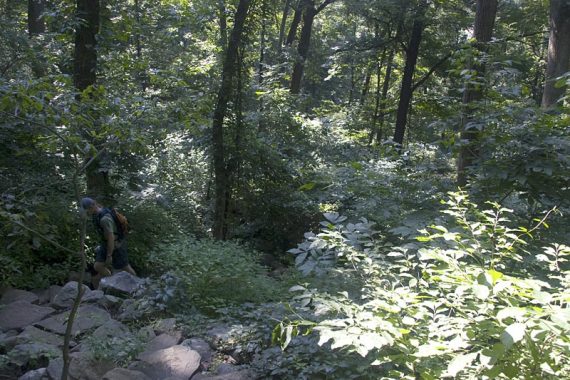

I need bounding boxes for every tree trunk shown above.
[28,0,45,35]
[212,0,252,240]
[285,0,302,46]
[134,0,147,91]
[457,0,498,186]
[377,46,395,142]
[74,0,99,92]
[218,0,228,50]
[360,64,372,106]
[541,0,570,108]
[290,0,316,94]
[393,1,427,146]
[278,0,292,50]
[73,0,111,203]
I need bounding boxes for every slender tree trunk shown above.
[74,0,111,203]
[258,0,267,131]
[457,0,498,186]
[393,1,427,146]
[290,0,316,94]
[212,0,252,240]
[285,0,302,46]
[74,0,99,92]
[218,0,228,50]
[134,0,147,91]
[278,0,292,50]
[377,45,395,142]
[360,64,372,106]
[28,0,45,35]
[541,0,570,108]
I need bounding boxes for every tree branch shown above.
[316,0,336,14]
[411,52,453,93]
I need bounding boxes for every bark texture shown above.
[457,0,498,186]
[541,0,570,108]
[212,0,252,239]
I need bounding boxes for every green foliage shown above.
[84,333,147,367]
[275,192,570,379]
[147,237,285,311]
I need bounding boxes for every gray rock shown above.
[138,333,180,358]
[102,368,152,380]
[117,299,144,322]
[35,285,62,305]
[0,301,55,331]
[181,338,213,364]
[206,324,243,350]
[97,294,122,311]
[51,281,92,309]
[100,272,143,295]
[1,289,39,305]
[46,357,63,380]
[137,326,156,341]
[35,305,111,336]
[154,318,176,335]
[18,367,48,380]
[18,326,67,347]
[137,345,201,379]
[92,319,131,340]
[8,342,60,367]
[68,353,115,380]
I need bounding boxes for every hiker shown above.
[80,197,136,289]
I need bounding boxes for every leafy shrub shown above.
[275,192,570,379]
[147,237,285,311]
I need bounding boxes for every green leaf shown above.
[473,284,490,300]
[299,182,316,191]
[501,323,526,349]
[445,352,478,377]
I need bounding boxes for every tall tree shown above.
[73,0,111,202]
[290,0,336,94]
[456,0,498,186]
[212,0,252,240]
[541,0,570,108]
[393,0,427,146]
[27,0,45,35]
[278,0,292,50]
[285,0,303,46]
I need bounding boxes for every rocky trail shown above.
[0,273,258,380]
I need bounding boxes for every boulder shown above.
[0,301,55,331]
[47,354,115,380]
[181,338,213,364]
[136,345,201,379]
[91,319,132,340]
[8,342,60,367]
[18,367,48,380]
[35,285,62,305]
[100,272,143,296]
[138,333,180,358]
[102,368,152,380]
[205,324,243,350]
[154,318,176,335]
[51,281,94,309]
[17,326,67,347]
[68,353,115,380]
[1,289,39,305]
[136,326,156,341]
[35,305,111,336]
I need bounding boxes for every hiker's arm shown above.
[101,218,115,263]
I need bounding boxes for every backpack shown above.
[94,208,129,240]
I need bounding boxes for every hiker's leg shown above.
[112,243,136,276]
[92,261,111,289]
[92,246,111,289]
[121,264,136,276]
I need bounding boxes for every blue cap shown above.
[80,197,95,210]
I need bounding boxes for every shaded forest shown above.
[1,0,569,378]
